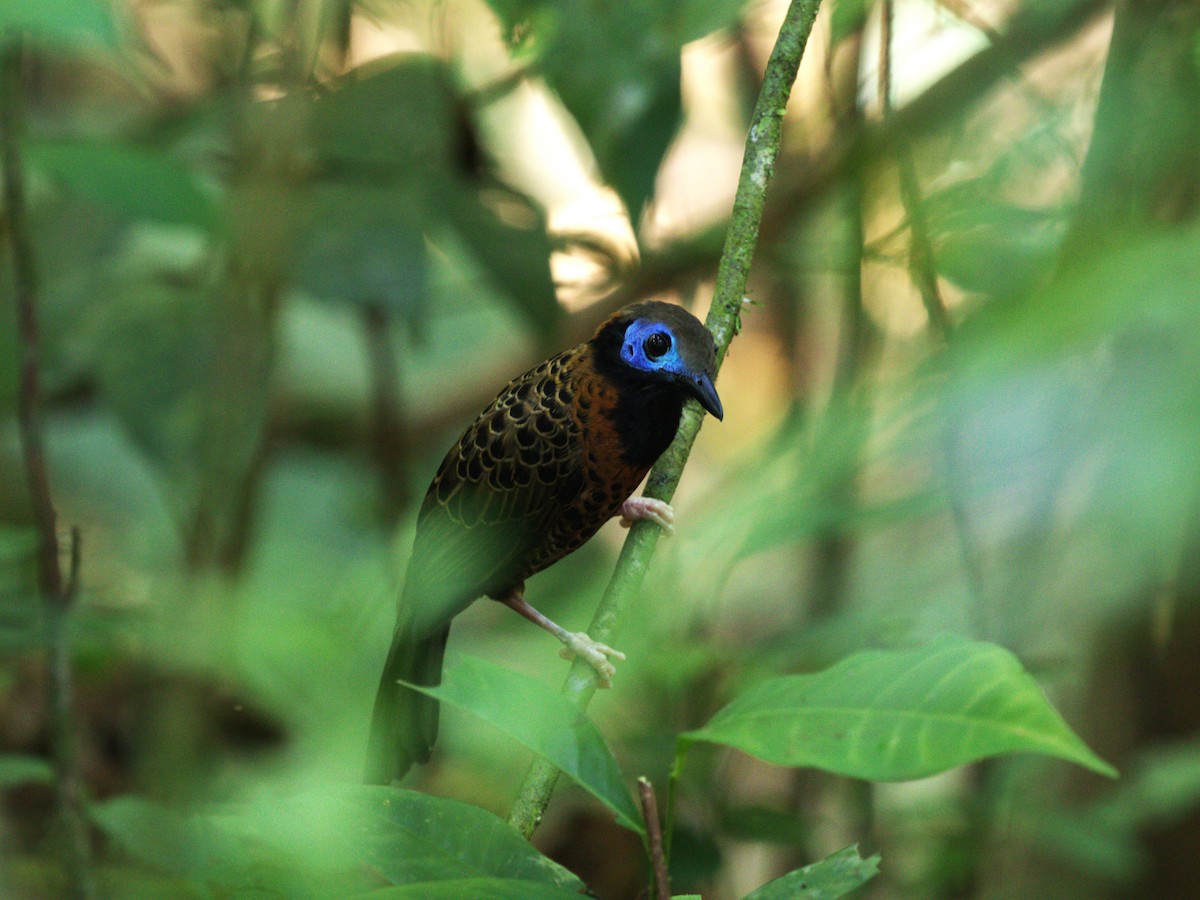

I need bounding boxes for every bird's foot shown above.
[558,633,627,688]
[618,496,675,536]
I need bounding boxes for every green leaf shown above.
[535,0,683,223]
[743,844,880,900]
[316,787,583,888]
[0,755,54,787]
[93,787,585,895]
[413,654,645,834]
[677,0,747,44]
[87,280,216,503]
[311,56,461,169]
[830,0,872,46]
[26,139,216,229]
[0,0,120,51]
[683,634,1117,781]
[926,191,1064,297]
[361,878,586,899]
[296,183,427,323]
[438,180,560,337]
[92,796,256,881]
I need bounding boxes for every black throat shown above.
[590,321,687,469]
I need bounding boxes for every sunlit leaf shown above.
[413,654,645,834]
[683,634,1117,780]
[0,0,120,51]
[26,140,216,229]
[0,755,53,787]
[743,844,880,900]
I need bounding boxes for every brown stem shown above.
[639,777,671,900]
[2,43,97,900]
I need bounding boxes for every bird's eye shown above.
[644,332,671,359]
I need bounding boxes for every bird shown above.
[365,299,723,783]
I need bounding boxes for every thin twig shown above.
[595,0,1107,322]
[639,778,670,899]
[880,0,989,632]
[362,306,408,520]
[506,0,825,839]
[2,43,97,900]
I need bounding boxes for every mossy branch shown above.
[507,0,824,839]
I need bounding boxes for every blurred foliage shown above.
[2,0,1200,898]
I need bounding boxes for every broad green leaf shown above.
[362,878,585,899]
[831,0,872,46]
[0,0,119,51]
[27,140,216,229]
[743,844,880,900]
[289,787,585,888]
[925,189,1064,297]
[296,183,427,324]
[683,635,1117,780]
[311,56,460,168]
[678,0,747,44]
[87,280,215,502]
[94,787,585,895]
[438,180,560,337]
[92,796,256,882]
[0,755,53,787]
[534,0,682,223]
[413,654,644,834]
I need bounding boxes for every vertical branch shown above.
[639,778,671,899]
[808,20,870,621]
[362,306,409,520]
[1,44,97,900]
[880,0,989,634]
[507,0,825,839]
[186,0,309,574]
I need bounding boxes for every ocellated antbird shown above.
[365,300,723,783]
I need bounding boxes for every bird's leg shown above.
[618,496,675,536]
[497,588,626,688]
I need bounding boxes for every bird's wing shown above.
[404,351,586,630]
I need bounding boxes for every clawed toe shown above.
[559,633,626,687]
[618,497,676,536]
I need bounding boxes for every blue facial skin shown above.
[620,318,723,419]
[621,318,685,375]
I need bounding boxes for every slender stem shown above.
[506,0,825,839]
[2,44,97,900]
[663,744,687,871]
[639,778,670,899]
[363,306,408,520]
[880,0,989,633]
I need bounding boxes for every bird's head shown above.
[598,301,723,420]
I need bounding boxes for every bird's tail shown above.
[364,615,450,784]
